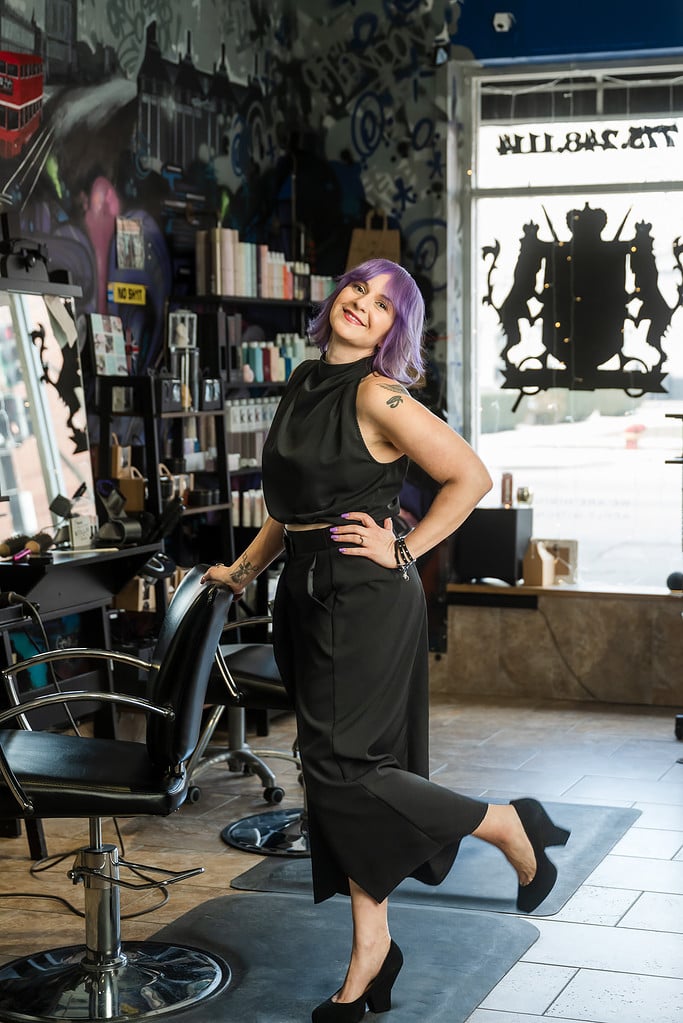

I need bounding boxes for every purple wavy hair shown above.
[307,258,426,385]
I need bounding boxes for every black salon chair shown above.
[186,613,309,857]
[0,566,233,1022]
[186,615,294,805]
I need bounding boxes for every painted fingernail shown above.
[338,548,347,553]
[340,513,350,519]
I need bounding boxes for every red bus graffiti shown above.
[0,51,43,159]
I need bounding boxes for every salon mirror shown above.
[0,290,95,546]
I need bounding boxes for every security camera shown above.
[493,12,516,32]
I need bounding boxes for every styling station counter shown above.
[432,582,683,707]
[0,545,161,620]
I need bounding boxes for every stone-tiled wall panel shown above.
[442,597,682,706]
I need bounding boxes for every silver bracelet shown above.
[394,536,415,580]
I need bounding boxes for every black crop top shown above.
[262,355,408,525]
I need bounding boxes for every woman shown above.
[202,258,570,1022]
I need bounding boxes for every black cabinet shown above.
[452,507,534,587]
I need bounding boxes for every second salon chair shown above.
[186,612,309,857]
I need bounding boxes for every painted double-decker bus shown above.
[0,51,43,159]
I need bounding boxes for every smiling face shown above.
[326,273,396,362]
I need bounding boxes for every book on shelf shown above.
[194,227,334,300]
[195,230,208,294]
[220,228,238,296]
[209,227,223,295]
[226,312,243,345]
[261,346,272,382]
[233,241,246,298]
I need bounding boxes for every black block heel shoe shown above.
[311,940,403,1022]
[511,797,571,913]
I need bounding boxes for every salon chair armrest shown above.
[221,614,273,634]
[0,691,174,729]
[2,647,153,683]
[1,648,155,726]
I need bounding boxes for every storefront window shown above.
[454,65,683,587]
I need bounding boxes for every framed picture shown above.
[89,314,128,376]
[168,309,197,350]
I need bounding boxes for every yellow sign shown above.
[108,282,146,305]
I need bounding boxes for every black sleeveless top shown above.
[262,355,408,525]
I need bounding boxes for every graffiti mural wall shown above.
[0,0,447,385]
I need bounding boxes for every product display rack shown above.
[167,293,314,380]
[96,374,234,570]
[168,294,319,628]
[96,294,315,605]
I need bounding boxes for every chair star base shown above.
[221,806,310,857]
[0,941,230,1022]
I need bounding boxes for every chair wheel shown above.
[187,785,202,803]
[263,786,285,804]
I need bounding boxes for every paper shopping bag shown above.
[346,210,401,270]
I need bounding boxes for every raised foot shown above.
[511,798,571,913]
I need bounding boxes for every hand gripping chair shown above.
[0,566,233,1023]
[186,614,310,857]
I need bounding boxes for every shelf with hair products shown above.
[95,373,234,578]
[168,234,332,393]
[162,285,327,593]
[165,295,320,390]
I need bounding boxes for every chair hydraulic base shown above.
[221,806,310,857]
[0,822,231,1022]
[0,942,230,1022]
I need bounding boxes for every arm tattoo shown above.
[380,382,408,409]
[231,557,260,586]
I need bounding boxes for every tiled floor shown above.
[1,693,682,1022]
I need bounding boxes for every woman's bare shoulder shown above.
[359,372,412,408]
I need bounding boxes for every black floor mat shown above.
[152,892,540,1022]
[231,802,640,916]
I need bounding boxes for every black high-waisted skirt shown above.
[272,527,487,904]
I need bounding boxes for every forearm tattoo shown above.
[231,557,259,586]
[380,383,408,409]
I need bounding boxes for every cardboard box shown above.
[523,540,556,586]
[112,576,156,612]
[535,539,579,584]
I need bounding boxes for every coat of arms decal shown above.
[483,204,683,411]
